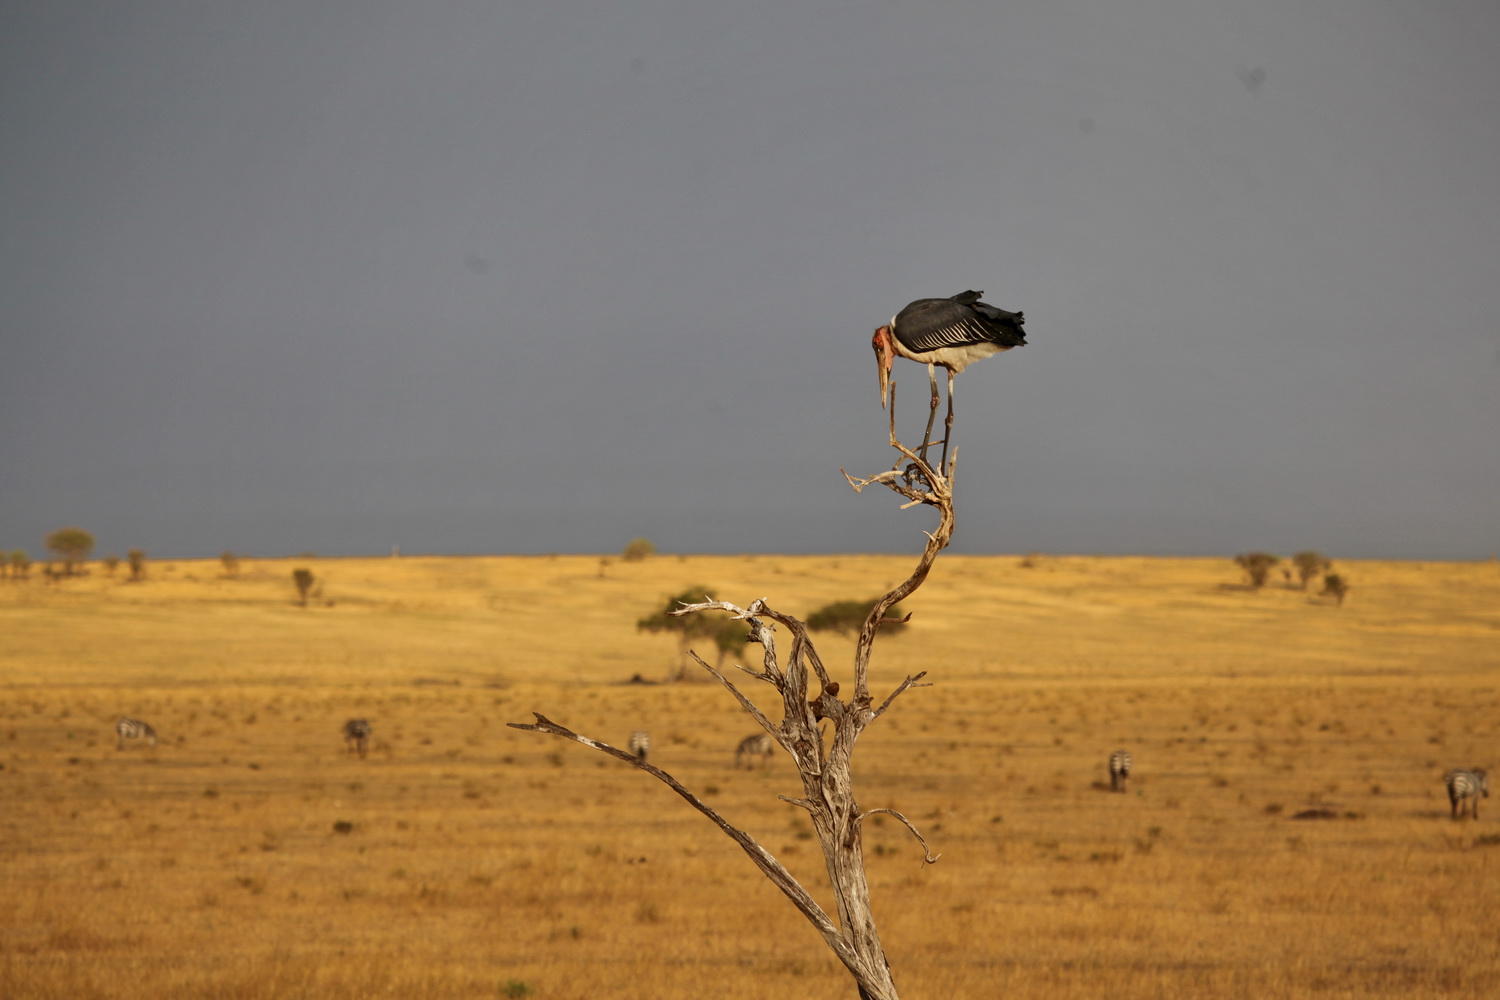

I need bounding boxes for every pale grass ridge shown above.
[2,553,1499,998]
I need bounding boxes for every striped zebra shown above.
[1108,749,1132,793]
[343,718,372,758]
[627,730,651,762]
[734,732,775,769]
[1444,767,1489,819]
[116,717,157,750]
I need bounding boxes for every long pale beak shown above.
[874,328,893,409]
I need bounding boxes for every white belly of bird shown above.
[907,340,1009,374]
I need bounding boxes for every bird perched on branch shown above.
[872,290,1026,464]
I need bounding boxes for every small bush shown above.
[1233,552,1279,588]
[293,568,315,606]
[621,537,656,562]
[1291,550,1332,590]
[44,527,95,575]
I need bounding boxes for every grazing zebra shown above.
[1109,749,1132,793]
[734,732,775,769]
[1444,767,1489,819]
[116,717,157,750]
[627,730,651,762]
[343,718,372,758]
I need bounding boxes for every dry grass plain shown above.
[3,551,1499,999]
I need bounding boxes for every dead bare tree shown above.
[510,380,961,999]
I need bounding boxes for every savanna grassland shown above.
[3,552,1499,999]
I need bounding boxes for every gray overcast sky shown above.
[2,1,1497,561]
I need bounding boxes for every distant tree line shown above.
[0,526,155,582]
[1233,550,1349,605]
[2,550,31,579]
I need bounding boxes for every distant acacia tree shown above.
[1234,551,1279,588]
[638,586,745,678]
[102,554,120,577]
[293,568,315,607]
[11,551,30,578]
[621,537,656,562]
[127,548,147,582]
[1291,551,1331,590]
[1321,573,1350,606]
[44,527,94,576]
[220,551,241,578]
[808,599,909,636]
[707,616,749,671]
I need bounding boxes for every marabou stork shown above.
[871,290,1026,464]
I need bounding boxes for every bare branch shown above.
[802,638,835,692]
[858,808,942,865]
[740,603,831,694]
[872,671,931,719]
[507,713,859,966]
[847,434,956,705]
[742,614,783,683]
[839,467,907,492]
[685,650,790,755]
[670,598,748,618]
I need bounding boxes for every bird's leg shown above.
[940,369,956,468]
[920,363,941,463]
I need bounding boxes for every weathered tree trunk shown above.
[511,379,958,998]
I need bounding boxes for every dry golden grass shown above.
[3,552,1499,998]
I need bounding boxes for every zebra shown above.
[734,732,775,769]
[116,717,157,750]
[1109,749,1132,793]
[1444,767,1489,819]
[627,730,651,762]
[343,718,372,758]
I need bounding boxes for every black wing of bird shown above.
[891,291,1027,354]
